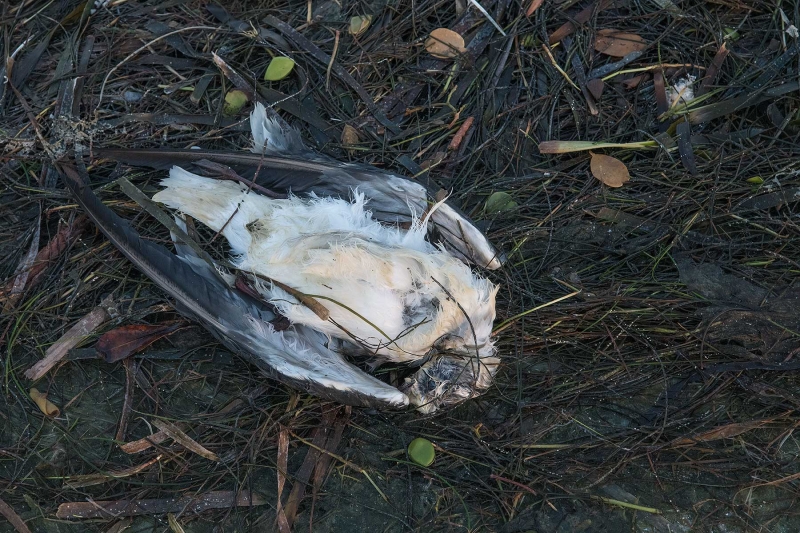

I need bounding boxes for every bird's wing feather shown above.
[95,147,502,269]
[59,163,408,409]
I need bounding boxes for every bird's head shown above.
[401,354,500,414]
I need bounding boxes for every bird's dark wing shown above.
[94,148,503,269]
[59,163,409,409]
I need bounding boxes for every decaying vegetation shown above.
[1,0,799,531]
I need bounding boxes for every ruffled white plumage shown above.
[153,169,497,366]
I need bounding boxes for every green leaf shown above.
[485,191,517,213]
[408,438,435,467]
[349,15,372,36]
[264,56,295,81]
[746,176,763,184]
[222,89,248,117]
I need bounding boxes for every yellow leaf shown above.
[349,15,372,36]
[594,29,647,57]
[590,152,630,187]
[30,388,60,417]
[222,89,248,117]
[425,28,465,59]
[264,56,295,81]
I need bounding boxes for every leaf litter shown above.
[2,1,800,531]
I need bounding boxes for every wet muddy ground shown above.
[2,0,800,531]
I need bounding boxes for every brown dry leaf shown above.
[30,388,60,417]
[425,28,465,59]
[590,152,630,187]
[594,29,647,57]
[526,0,545,16]
[622,74,648,89]
[341,124,360,146]
[95,323,181,363]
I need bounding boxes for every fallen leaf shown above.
[586,78,604,99]
[622,74,647,89]
[485,191,517,213]
[349,15,372,36]
[30,388,60,417]
[526,0,544,16]
[95,323,181,363]
[549,0,612,45]
[151,419,219,462]
[594,29,647,57]
[408,437,435,467]
[425,28,465,59]
[539,140,656,153]
[222,89,248,116]
[590,152,630,187]
[264,56,295,81]
[341,124,360,148]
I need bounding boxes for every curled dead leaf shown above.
[594,29,647,57]
[30,388,60,417]
[425,28,465,59]
[590,152,630,188]
[341,124,360,156]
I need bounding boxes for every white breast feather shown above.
[153,167,498,364]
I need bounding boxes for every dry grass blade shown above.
[2,213,40,312]
[120,427,176,454]
[672,418,780,446]
[0,498,32,533]
[276,426,290,533]
[64,455,163,489]
[55,491,264,519]
[151,420,219,462]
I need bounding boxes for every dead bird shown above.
[153,167,500,412]
[153,167,498,366]
[64,105,503,412]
